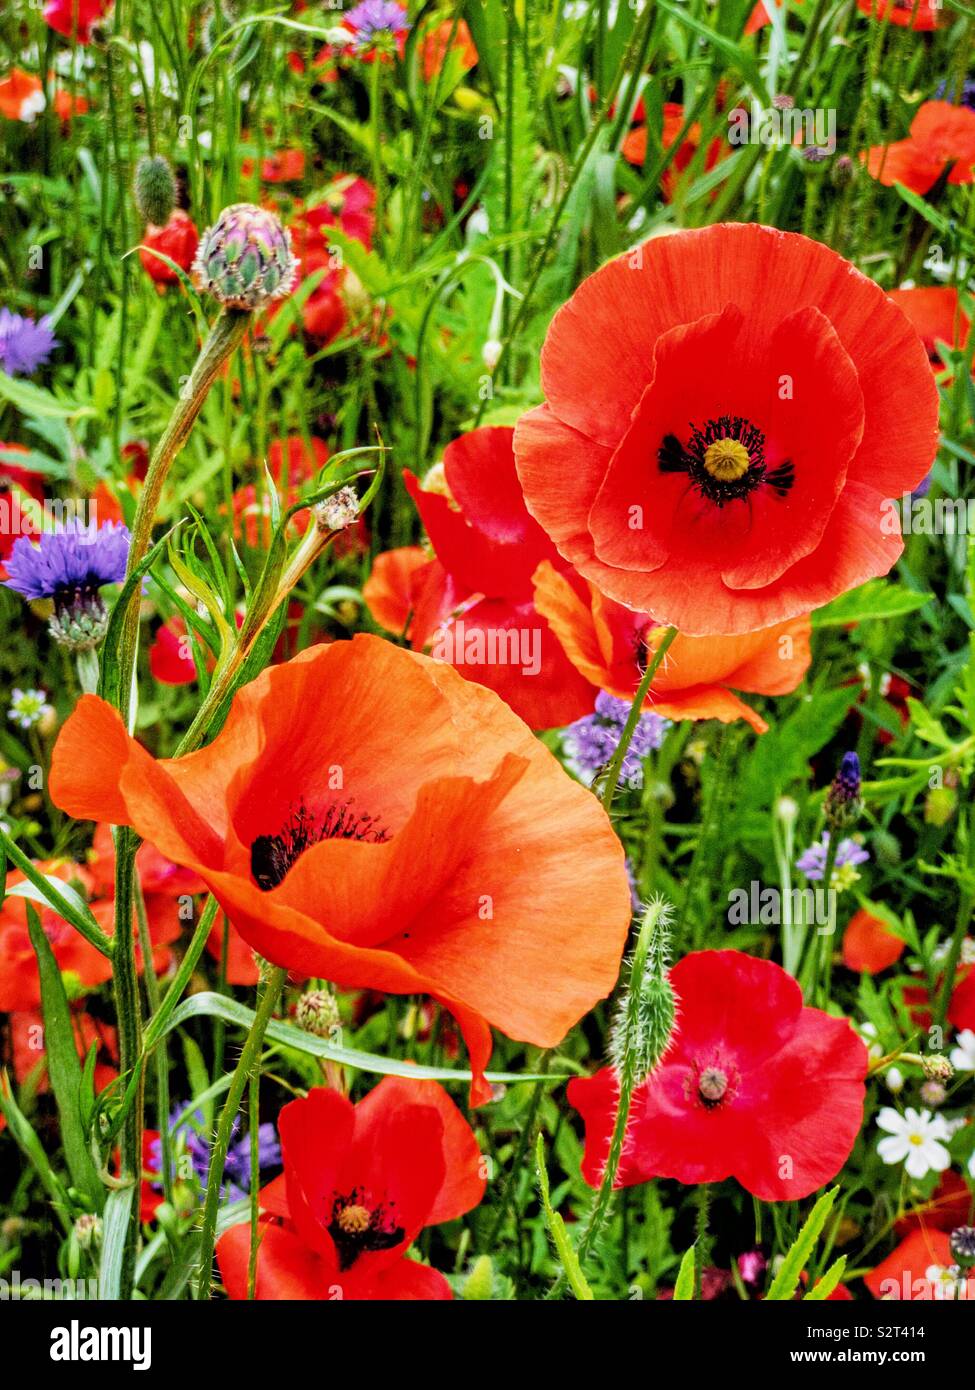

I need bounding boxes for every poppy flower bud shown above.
[949,1226,975,1268]
[462,1254,497,1300]
[608,897,677,1085]
[921,1054,953,1084]
[825,752,863,831]
[295,987,341,1038]
[192,203,298,310]
[134,154,177,228]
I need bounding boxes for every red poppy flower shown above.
[283,179,375,342]
[532,561,811,733]
[259,148,305,184]
[43,0,111,43]
[231,434,329,547]
[863,101,975,195]
[888,286,971,370]
[514,224,939,635]
[568,950,868,1200]
[362,545,445,638]
[865,1229,975,1300]
[0,70,44,123]
[52,87,88,123]
[216,1077,485,1299]
[949,964,975,1032]
[420,18,478,83]
[0,861,109,1012]
[895,1169,974,1236]
[139,210,199,286]
[50,635,632,1103]
[10,1006,117,1092]
[622,103,724,202]
[1,444,45,564]
[88,820,205,901]
[398,427,596,728]
[855,0,941,28]
[149,617,198,686]
[842,908,906,974]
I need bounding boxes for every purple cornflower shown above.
[824,750,863,831]
[147,1107,281,1204]
[0,308,58,376]
[934,78,975,112]
[3,519,130,649]
[796,832,870,888]
[344,0,410,52]
[562,690,669,790]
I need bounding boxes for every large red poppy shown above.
[863,101,975,195]
[513,224,939,636]
[532,560,810,733]
[568,951,868,1200]
[216,1077,485,1299]
[50,635,632,1103]
[392,426,595,728]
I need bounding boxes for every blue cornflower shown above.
[0,308,58,376]
[796,833,870,892]
[147,1107,281,1205]
[562,690,669,790]
[3,519,130,649]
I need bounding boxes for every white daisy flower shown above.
[950,1030,975,1072]
[876,1107,951,1180]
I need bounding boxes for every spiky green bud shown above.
[192,203,298,310]
[134,155,177,228]
[609,896,677,1084]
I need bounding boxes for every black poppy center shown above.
[327,1188,404,1271]
[658,415,794,507]
[250,800,390,891]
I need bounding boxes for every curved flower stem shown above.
[600,627,678,815]
[195,965,287,1300]
[115,306,251,730]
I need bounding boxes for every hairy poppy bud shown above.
[192,203,298,310]
[134,154,177,228]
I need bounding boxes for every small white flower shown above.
[925,1264,965,1300]
[876,1106,951,1180]
[7,687,53,730]
[950,1029,975,1072]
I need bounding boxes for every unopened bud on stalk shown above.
[950,1226,975,1268]
[922,1054,953,1084]
[73,1213,102,1251]
[193,203,298,310]
[825,752,863,832]
[134,155,177,228]
[295,988,341,1038]
[315,485,360,533]
[609,896,677,1084]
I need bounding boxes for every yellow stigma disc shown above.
[703,438,751,482]
[337,1203,372,1234]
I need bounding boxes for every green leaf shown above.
[766,1188,838,1300]
[813,580,933,627]
[804,1253,847,1300]
[0,1074,72,1231]
[26,905,103,1207]
[535,1134,594,1300]
[673,1244,697,1300]
[156,992,565,1086]
[0,372,95,421]
[99,1185,136,1299]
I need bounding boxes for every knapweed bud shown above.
[924,785,956,826]
[192,203,298,310]
[922,1054,953,1084]
[315,485,360,533]
[831,154,856,188]
[949,1226,975,1268]
[73,1212,102,1250]
[295,987,340,1038]
[134,154,177,228]
[825,752,862,831]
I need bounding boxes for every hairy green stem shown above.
[600,627,678,815]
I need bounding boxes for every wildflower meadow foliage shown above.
[1,0,975,1333]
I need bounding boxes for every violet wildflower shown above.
[562,690,669,790]
[796,832,869,892]
[344,0,410,54]
[0,309,58,376]
[192,203,297,311]
[147,1107,281,1204]
[3,519,130,650]
[824,750,863,831]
